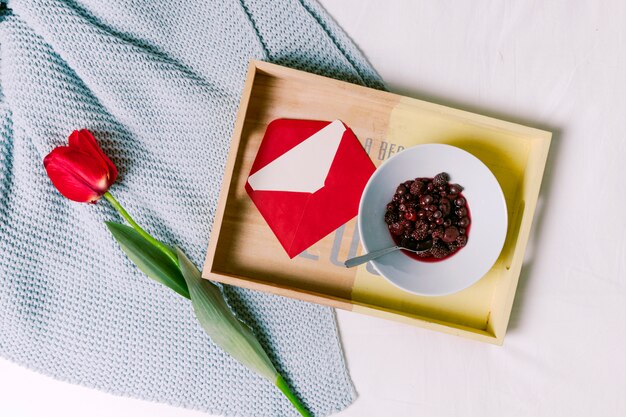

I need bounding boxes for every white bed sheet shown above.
[1,1,625,416]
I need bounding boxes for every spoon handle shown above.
[344,246,401,268]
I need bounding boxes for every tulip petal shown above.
[44,147,110,202]
[68,129,118,184]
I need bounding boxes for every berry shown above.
[456,235,468,247]
[432,227,445,240]
[435,217,444,225]
[396,185,407,195]
[404,210,417,222]
[449,184,463,195]
[392,194,400,202]
[439,198,451,216]
[458,217,470,228]
[428,204,438,212]
[427,182,435,192]
[384,211,398,225]
[420,194,433,206]
[448,243,459,253]
[433,172,450,187]
[401,219,414,233]
[430,242,450,259]
[410,180,426,195]
[417,209,427,219]
[455,197,466,207]
[388,222,404,236]
[398,203,407,212]
[456,207,467,217]
[443,219,452,227]
[443,226,460,243]
[411,220,429,241]
[433,210,442,219]
[386,203,396,211]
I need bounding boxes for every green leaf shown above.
[176,247,278,382]
[106,222,190,299]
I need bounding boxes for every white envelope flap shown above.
[248,120,346,193]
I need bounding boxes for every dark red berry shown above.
[420,195,433,206]
[392,194,400,202]
[404,210,417,222]
[389,222,405,236]
[459,227,466,235]
[427,182,434,192]
[443,226,460,243]
[386,203,395,211]
[454,197,466,207]
[439,198,451,216]
[396,185,407,195]
[417,209,427,219]
[433,210,442,219]
[411,220,429,241]
[443,219,452,227]
[430,242,449,259]
[428,204,438,212]
[435,217,444,225]
[433,172,449,187]
[432,227,445,240]
[456,207,467,217]
[449,184,463,195]
[456,235,468,247]
[384,211,398,225]
[398,203,407,212]
[410,180,425,195]
[458,217,470,227]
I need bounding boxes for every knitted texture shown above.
[0,1,383,416]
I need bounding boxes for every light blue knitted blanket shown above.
[0,1,383,416]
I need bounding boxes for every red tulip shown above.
[43,129,118,203]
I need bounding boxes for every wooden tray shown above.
[203,60,551,345]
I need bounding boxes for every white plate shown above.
[358,144,508,296]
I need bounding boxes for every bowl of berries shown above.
[358,144,507,296]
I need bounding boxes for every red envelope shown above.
[245,119,376,258]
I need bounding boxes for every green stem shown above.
[276,374,312,417]
[103,191,179,267]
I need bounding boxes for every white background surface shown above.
[2,1,626,416]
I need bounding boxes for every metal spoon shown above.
[344,240,433,268]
